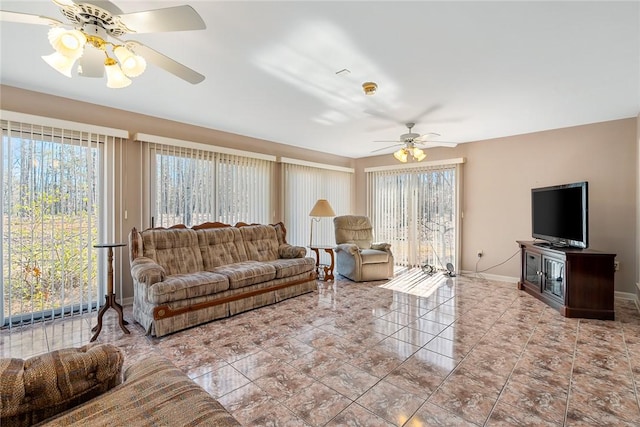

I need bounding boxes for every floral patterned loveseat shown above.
[129,222,317,337]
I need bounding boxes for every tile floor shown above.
[2,269,640,426]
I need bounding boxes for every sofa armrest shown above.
[371,242,391,252]
[0,343,123,427]
[131,257,165,285]
[278,243,306,259]
[335,243,360,255]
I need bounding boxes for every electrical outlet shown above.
[477,250,483,258]
[614,260,620,271]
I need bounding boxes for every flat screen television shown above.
[531,181,588,248]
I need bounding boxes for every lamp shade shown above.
[309,199,335,217]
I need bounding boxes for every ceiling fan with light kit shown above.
[0,0,206,88]
[372,122,458,163]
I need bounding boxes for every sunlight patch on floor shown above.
[379,268,450,298]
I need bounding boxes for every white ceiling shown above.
[1,1,638,158]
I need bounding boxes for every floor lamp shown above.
[309,199,335,246]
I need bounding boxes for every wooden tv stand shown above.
[516,241,616,320]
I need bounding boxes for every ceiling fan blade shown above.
[414,132,441,142]
[118,5,206,33]
[417,141,459,148]
[0,10,62,26]
[373,140,402,143]
[125,40,205,84]
[371,143,402,153]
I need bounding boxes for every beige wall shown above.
[357,118,638,294]
[1,85,637,297]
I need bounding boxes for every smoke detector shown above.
[362,81,378,95]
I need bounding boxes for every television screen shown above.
[531,182,588,248]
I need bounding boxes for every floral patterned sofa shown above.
[129,222,317,337]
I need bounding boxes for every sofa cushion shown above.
[360,249,390,264]
[0,344,123,427]
[239,225,280,261]
[148,272,229,304]
[140,229,203,276]
[197,227,249,269]
[212,261,276,289]
[39,355,241,426]
[266,257,316,279]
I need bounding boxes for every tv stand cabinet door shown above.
[564,253,616,320]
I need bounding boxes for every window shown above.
[1,116,123,327]
[142,136,275,228]
[367,160,463,270]
[282,160,353,249]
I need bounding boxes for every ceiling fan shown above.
[372,122,458,162]
[0,0,206,88]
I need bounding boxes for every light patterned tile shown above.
[325,403,396,427]
[406,401,479,427]
[254,364,315,400]
[192,364,250,398]
[428,370,501,425]
[282,381,352,427]
[355,380,425,426]
[319,362,379,400]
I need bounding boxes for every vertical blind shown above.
[282,161,353,253]
[146,141,274,227]
[367,162,459,269]
[1,118,122,327]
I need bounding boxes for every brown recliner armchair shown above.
[333,215,394,282]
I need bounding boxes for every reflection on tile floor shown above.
[3,269,640,426]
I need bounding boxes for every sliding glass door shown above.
[1,119,117,327]
[367,161,461,270]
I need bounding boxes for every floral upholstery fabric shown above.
[211,261,276,289]
[26,355,241,426]
[266,257,316,279]
[130,257,165,286]
[197,227,248,269]
[239,225,280,261]
[147,271,229,304]
[0,344,123,427]
[140,229,203,276]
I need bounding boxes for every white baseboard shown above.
[459,271,519,284]
[615,291,637,301]
[120,296,133,307]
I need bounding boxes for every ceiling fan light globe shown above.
[393,148,408,163]
[48,28,86,59]
[104,59,132,88]
[413,148,427,161]
[42,52,76,77]
[114,46,146,77]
